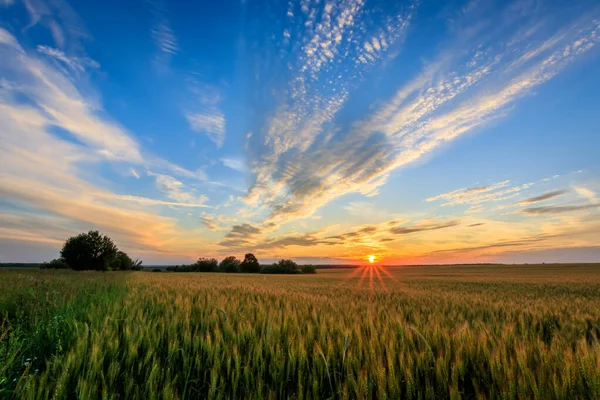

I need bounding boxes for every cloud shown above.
[220,157,246,172]
[36,45,99,72]
[146,0,178,57]
[149,172,209,205]
[218,224,262,247]
[221,217,460,251]
[186,112,226,147]
[389,220,460,235]
[185,77,226,147]
[517,190,568,204]
[427,180,534,207]
[242,1,599,230]
[130,168,140,179]
[523,204,600,215]
[0,30,217,261]
[573,186,598,203]
[0,30,143,162]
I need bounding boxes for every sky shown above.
[1,0,599,265]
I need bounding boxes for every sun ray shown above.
[358,265,370,288]
[373,265,388,293]
[340,265,366,283]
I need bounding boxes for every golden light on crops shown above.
[368,255,376,264]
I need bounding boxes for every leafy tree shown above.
[240,253,260,273]
[260,259,300,274]
[301,264,317,274]
[112,251,143,271]
[60,231,118,271]
[193,258,218,272]
[277,259,299,274]
[219,256,240,273]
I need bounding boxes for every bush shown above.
[193,258,219,272]
[301,264,317,274]
[60,231,118,271]
[112,251,143,271]
[240,253,260,273]
[219,256,240,273]
[152,268,162,273]
[40,258,70,269]
[260,259,300,274]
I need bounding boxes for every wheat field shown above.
[1,264,599,399]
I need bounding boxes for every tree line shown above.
[40,231,316,274]
[167,256,316,274]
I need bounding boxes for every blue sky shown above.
[1,0,599,265]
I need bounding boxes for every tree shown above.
[219,256,240,273]
[60,231,118,271]
[277,259,299,274]
[301,264,317,274]
[260,259,299,274]
[193,258,218,272]
[240,253,260,273]
[112,251,142,271]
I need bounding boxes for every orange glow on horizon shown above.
[368,255,376,264]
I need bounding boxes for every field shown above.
[1,264,599,399]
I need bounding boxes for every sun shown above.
[368,255,376,264]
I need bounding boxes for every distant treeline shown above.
[167,256,316,274]
[0,263,42,268]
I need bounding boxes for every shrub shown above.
[219,256,241,273]
[301,264,317,274]
[40,258,70,269]
[60,231,118,271]
[112,251,143,271]
[240,253,260,273]
[260,259,300,274]
[193,258,218,272]
[152,268,162,273]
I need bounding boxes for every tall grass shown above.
[1,265,599,399]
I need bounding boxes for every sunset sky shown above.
[1,0,599,265]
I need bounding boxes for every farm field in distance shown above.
[1,264,600,399]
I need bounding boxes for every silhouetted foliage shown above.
[60,231,118,271]
[194,258,219,272]
[219,256,241,273]
[112,251,143,271]
[260,259,300,274]
[301,264,317,274]
[52,231,142,271]
[40,258,70,269]
[168,258,218,272]
[240,253,260,273]
[152,268,162,273]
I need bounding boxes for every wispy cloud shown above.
[220,157,246,172]
[186,112,226,147]
[518,190,568,205]
[389,220,460,235]
[0,28,215,260]
[523,204,600,215]
[149,172,209,205]
[36,45,99,72]
[218,224,262,247]
[146,0,178,58]
[240,0,599,235]
[185,76,226,147]
[573,186,598,203]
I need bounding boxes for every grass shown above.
[1,264,599,399]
